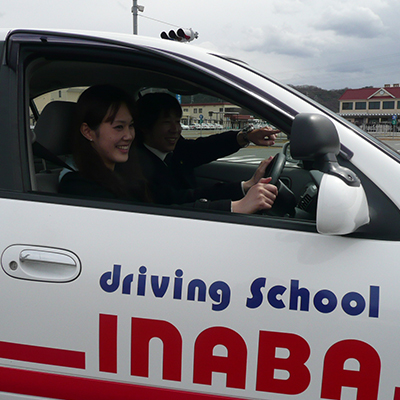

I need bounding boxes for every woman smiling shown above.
[59,85,147,201]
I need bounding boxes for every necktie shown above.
[164,152,173,166]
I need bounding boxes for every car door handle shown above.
[19,250,76,266]
[1,245,81,282]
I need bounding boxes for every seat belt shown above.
[32,141,75,171]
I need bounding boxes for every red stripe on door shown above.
[0,366,245,400]
[0,341,85,369]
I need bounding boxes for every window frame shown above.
[355,101,366,110]
[13,37,316,234]
[6,31,400,240]
[383,101,395,110]
[342,102,353,110]
[369,101,380,110]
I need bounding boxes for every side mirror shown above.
[291,114,370,235]
[312,172,370,235]
[290,114,340,161]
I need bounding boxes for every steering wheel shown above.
[264,152,286,184]
[263,152,297,217]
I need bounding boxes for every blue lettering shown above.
[151,275,170,298]
[313,289,337,313]
[289,280,310,312]
[98,265,379,319]
[209,281,231,311]
[342,292,366,316]
[173,269,183,300]
[268,285,287,309]
[99,264,121,293]
[137,266,147,296]
[122,273,134,295]
[246,277,266,309]
[187,279,206,302]
[369,286,380,318]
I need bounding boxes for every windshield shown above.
[217,54,400,159]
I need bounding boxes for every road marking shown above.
[219,155,264,164]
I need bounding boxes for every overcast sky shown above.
[1,0,399,90]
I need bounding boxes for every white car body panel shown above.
[0,28,399,400]
[0,198,396,399]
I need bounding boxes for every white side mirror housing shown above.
[316,173,370,235]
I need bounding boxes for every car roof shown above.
[1,28,237,63]
[3,28,313,132]
[3,29,259,100]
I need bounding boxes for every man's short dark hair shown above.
[135,93,182,139]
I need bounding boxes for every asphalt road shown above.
[382,139,400,152]
[227,143,284,162]
[182,130,287,163]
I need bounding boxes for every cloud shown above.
[230,25,326,58]
[1,0,398,90]
[196,41,220,52]
[270,0,305,15]
[314,6,386,38]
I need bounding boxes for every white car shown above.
[0,28,399,400]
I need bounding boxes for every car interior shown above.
[20,43,400,240]
[26,54,320,218]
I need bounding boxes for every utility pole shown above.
[131,0,144,35]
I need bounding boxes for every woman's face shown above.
[84,103,135,170]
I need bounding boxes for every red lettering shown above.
[193,327,247,389]
[131,317,182,381]
[321,339,381,400]
[99,314,118,373]
[256,331,310,395]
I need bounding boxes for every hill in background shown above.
[290,85,347,113]
[182,85,347,114]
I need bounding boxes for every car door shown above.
[1,30,400,400]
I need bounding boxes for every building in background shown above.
[339,84,400,132]
[33,89,265,131]
[181,102,255,129]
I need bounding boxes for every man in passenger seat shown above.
[116,92,279,212]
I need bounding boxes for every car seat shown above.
[33,101,77,193]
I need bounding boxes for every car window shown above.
[24,51,316,231]
[32,87,87,113]
[31,84,299,214]
[17,35,400,240]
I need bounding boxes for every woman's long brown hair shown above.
[72,85,150,201]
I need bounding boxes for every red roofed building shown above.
[339,84,400,127]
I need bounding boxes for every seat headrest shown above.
[34,101,77,155]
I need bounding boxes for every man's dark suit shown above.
[117,130,245,210]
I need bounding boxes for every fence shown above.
[362,123,399,138]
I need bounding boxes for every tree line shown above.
[181,85,347,114]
